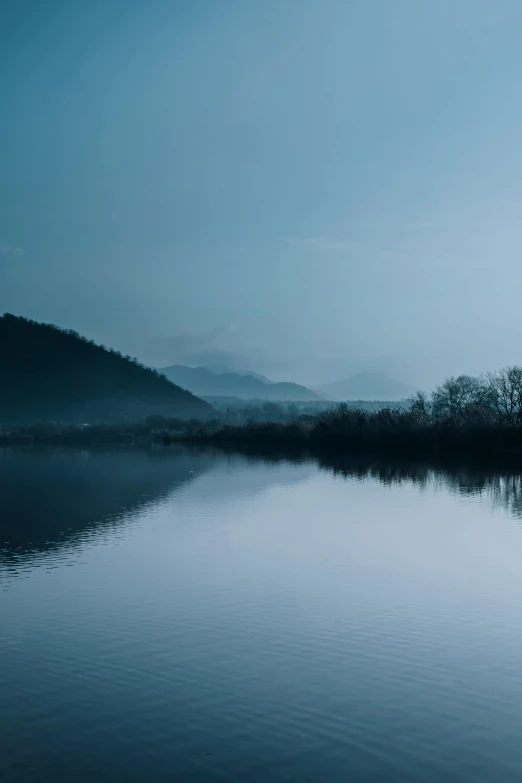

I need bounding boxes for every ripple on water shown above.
[2,449,522,782]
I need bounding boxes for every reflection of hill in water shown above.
[0,446,315,569]
[0,446,215,563]
[2,446,522,570]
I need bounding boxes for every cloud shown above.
[141,324,280,373]
[143,325,251,367]
[280,236,359,252]
[0,241,23,259]
[148,325,229,357]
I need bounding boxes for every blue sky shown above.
[2,0,522,386]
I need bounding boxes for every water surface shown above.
[2,447,522,782]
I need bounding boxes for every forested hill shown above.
[0,314,213,425]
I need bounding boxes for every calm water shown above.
[2,447,522,782]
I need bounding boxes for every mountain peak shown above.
[160,364,322,401]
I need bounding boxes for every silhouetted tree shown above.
[409,390,431,421]
[432,375,485,422]
[485,366,522,424]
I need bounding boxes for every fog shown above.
[2,0,522,388]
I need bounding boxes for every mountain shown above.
[159,364,322,401]
[203,364,272,383]
[319,372,415,401]
[0,314,213,425]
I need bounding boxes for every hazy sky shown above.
[2,0,522,387]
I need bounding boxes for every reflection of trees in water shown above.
[476,474,522,519]
[230,447,522,519]
[2,445,521,574]
[318,454,522,519]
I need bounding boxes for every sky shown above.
[2,0,522,388]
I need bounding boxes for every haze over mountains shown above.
[318,372,415,402]
[0,313,415,429]
[160,364,323,402]
[159,363,414,403]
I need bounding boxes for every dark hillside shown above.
[0,314,212,424]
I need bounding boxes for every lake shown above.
[2,446,522,782]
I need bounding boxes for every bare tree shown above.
[409,390,431,421]
[485,366,522,424]
[432,375,485,422]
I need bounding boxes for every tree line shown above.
[410,367,522,426]
[171,366,522,457]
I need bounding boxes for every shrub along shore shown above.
[3,368,522,460]
[165,368,522,458]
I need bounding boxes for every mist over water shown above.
[2,447,522,782]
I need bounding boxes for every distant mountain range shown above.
[158,364,414,404]
[0,314,213,425]
[0,315,415,425]
[317,372,414,401]
[159,364,323,401]
[202,364,272,383]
